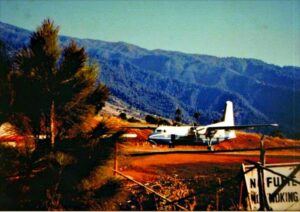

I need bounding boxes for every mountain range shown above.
[1,21,299,138]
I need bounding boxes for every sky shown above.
[0,0,299,66]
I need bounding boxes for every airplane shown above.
[147,101,278,150]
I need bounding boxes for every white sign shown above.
[243,163,300,211]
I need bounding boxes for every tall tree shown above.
[0,40,11,123]
[9,19,109,146]
[175,108,182,123]
[193,112,201,125]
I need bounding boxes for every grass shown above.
[0,130,127,210]
[117,162,242,210]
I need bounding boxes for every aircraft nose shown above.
[148,133,155,140]
[148,133,159,141]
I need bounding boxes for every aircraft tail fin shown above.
[223,101,234,126]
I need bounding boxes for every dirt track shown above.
[120,150,300,182]
[119,129,300,182]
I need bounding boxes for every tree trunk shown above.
[50,100,55,148]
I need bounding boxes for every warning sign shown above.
[243,162,300,210]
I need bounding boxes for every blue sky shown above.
[0,0,299,66]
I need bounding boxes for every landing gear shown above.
[207,138,214,151]
[169,134,176,148]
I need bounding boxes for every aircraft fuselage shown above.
[148,124,236,145]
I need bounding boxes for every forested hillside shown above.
[1,21,299,137]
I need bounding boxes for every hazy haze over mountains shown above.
[1,21,299,137]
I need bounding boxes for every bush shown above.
[127,117,140,123]
[145,115,158,124]
[0,128,124,210]
[270,129,284,138]
[157,118,171,126]
[145,115,170,125]
[119,113,127,120]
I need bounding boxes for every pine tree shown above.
[0,40,11,123]
[175,108,182,123]
[9,19,109,146]
[193,112,201,124]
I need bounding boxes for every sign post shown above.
[241,135,300,210]
[242,162,300,210]
[257,135,271,210]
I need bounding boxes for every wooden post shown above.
[216,191,219,211]
[238,180,244,210]
[114,141,118,176]
[258,135,271,211]
[216,177,222,210]
[50,100,55,148]
[260,135,266,166]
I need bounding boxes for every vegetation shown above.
[145,115,158,124]
[118,112,140,123]
[175,108,182,123]
[0,131,126,210]
[127,117,140,123]
[2,22,300,138]
[145,114,170,125]
[6,19,108,146]
[119,112,127,120]
[0,19,123,210]
[0,40,11,123]
[118,163,241,211]
[157,118,170,125]
[193,112,201,125]
[270,129,284,138]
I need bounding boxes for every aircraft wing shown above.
[122,126,157,130]
[205,123,278,131]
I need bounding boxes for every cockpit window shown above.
[156,129,162,133]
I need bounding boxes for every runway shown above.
[119,148,300,182]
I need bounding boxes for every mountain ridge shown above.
[1,21,299,137]
[2,21,296,69]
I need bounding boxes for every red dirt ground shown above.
[119,152,300,182]
[1,115,299,183]
[119,122,300,182]
[122,128,300,152]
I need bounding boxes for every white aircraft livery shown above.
[148,101,278,150]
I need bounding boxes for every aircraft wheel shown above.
[208,146,214,151]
